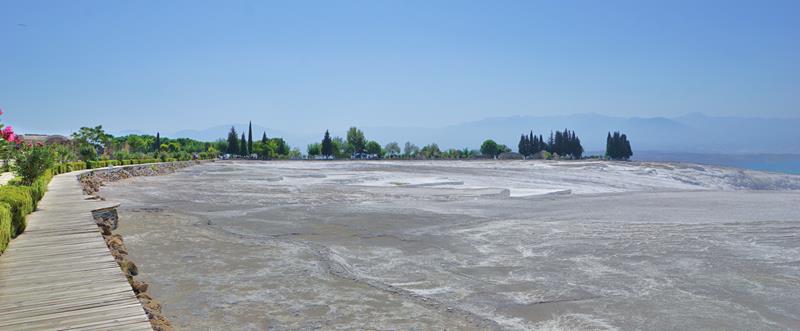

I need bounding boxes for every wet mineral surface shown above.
[103,160,800,330]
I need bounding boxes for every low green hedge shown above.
[0,185,34,239]
[0,158,200,254]
[0,203,11,253]
[30,169,54,208]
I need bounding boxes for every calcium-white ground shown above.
[103,160,800,330]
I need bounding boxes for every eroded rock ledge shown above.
[80,161,206,331]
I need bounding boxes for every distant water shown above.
[633,152,800,175]
[737,160,800,174]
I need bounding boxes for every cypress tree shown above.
[605,131,632,160]
[518,134,527,156]
[227,127,239,155]
[622,134,632,159]
[154,132,161,153]
[240,133,247,156]
[528,131,534,155]
[321,130,333,157]
[262,132,268,144]
[247,121,253,156]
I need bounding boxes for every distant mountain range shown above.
[113,113,800,155]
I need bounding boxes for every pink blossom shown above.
[1,126,13,142]
[35,142,44,147]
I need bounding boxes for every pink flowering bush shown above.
[1,126,15,143]
[1,108,19,171]
[0,108,16,144]
[0,109,12,142]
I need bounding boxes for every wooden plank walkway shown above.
[0,172,151,330]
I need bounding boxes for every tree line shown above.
[517,129,584,159]
[606,131,633,160]
[222,122,299,159]
[304,126,632,160]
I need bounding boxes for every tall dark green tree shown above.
[606,131,633,160]
[261,132,268,144]
[523,129,582,159]
[153,132,161,153]
[226,127,239,155]
[240,133,247,156]
[247,121,253,155]
[321,130,333,157]
[518,134,528,156]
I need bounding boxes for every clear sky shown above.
[1,0,798,135]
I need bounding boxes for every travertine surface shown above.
[104,160,800,330]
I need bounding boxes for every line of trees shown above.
[68,126,219,162]
[518,131,546,157]
[309,126,632,161]
[518,129,584,159]
[224,124,294,159]
[606,131,633,160]
[307,127,488,159]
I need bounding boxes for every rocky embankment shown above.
[79,161,201,195]
[80,161,206,331]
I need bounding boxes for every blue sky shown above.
[1,0,798,135]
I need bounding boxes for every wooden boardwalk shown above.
[0,172,151,330]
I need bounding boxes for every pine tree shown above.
[247,121,253,156]
[227,127,239,155]
[261,132,268,144]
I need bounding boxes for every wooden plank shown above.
[0,171,150,330]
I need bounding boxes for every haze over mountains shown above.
[113,113,799,156]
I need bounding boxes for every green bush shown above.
[12,146,55,186]
[66,161,87,172]
[0,203,11,253]
[30,169,53,207]
[79,144,97,161]
[0,185,34,237]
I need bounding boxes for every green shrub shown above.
[12,145,55,186]
[0,186,34,237]
[30,169,54,207]
[0,203,11,253]
[79,144,98,161]
[113,151,130,163]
